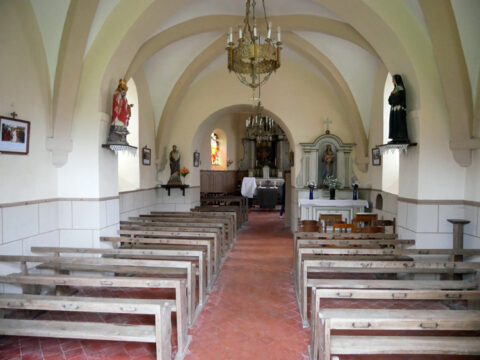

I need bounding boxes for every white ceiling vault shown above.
[29,0,479,138]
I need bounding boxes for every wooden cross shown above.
[10,111,18,119]
[324,118,332,134]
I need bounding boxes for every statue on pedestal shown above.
[168,145,181,184]
[388,74,409,144]
[106,79,133,145]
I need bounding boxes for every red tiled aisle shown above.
[185,211,310,360]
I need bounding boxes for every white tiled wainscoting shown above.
[119,186,201,221]
[0,198,120,289]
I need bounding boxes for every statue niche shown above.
[297,133,354,189]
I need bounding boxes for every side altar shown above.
[298,199,369,222]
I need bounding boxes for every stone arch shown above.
[419,0,480,166]
[154,33,369,171]
[126,14,378,80]
[46,0,98,167]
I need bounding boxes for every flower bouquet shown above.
[323,175,341,200]
[323,175,341,189]
[179,167,189,184]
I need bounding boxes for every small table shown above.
[161,184,189,196]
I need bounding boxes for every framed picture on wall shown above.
[193,150,200,167]
[0,116,30,155]
[372,147,381,166]
[142,146,151,165]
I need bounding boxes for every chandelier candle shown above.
[226,0,282,89]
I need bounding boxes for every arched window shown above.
[118,79,139,191]
[210,132,220,165]
[382,74,399,194]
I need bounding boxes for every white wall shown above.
[0,1,58,204]
[118,78,140,191]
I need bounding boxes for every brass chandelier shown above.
[226,0,282,89]
[246,100,277,143]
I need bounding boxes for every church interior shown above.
[0,0,479,359]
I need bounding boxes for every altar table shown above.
[298,199,369,222]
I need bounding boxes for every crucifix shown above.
[10,112,18,119]
[323,118,332,134]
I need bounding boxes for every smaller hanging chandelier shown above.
[245,101,277,143]
[226,0,281,89]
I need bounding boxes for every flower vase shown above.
[309,188,313,200]
[181,176,185,185]
[329,188,335,200]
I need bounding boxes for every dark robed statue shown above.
[168,144,181,184]
[388,74,409,144]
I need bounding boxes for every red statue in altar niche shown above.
[107,79,133,145]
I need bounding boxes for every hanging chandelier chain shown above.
[262,0,269,32]
[227,0,281,89]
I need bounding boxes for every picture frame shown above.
[0,116,30,155]
[142,146,151,165]
[372,147,381,166]
[193,150,200,167]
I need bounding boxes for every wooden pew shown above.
[293,237,415,283]
[193,206,243,228]
[295,247,480,296]
[0,294,176,360]
[119,226,224,259]
[101,236,220,287]
[149,211,237,240]
[116,229,217,290]
[298,258,480,327]
[29,247,205,320]
[141,213,236,245]
[0,273,190,357]
[310,287,480,360]
[200,195,247,224]
[122,219,230,252]
[317,308,480,359]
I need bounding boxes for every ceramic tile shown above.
[39,201,59,234]
[3,204,38,243]
[72,201,100,229]
[438,204,465,233]
[58,201,72,229]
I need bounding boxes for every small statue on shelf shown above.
[168,144,182,184]
[388,74,409,144]
[106,79,133,145]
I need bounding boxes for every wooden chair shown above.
[354,225,382,233]
[318,214,343,232]
[332,223,354,233]
[352,213,378,231]
[373,218,396,233]
[298,220,320,232]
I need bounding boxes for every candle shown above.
[238,26,243,39]
[253,25,257,37]
[267,22,272,39]
[229,27,233,43]
[277,26,281,42]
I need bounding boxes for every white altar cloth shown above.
[241,177,257,198]
[298,199,369,222]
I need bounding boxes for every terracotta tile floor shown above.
[185,212,309,360]
[1,211,479,359]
